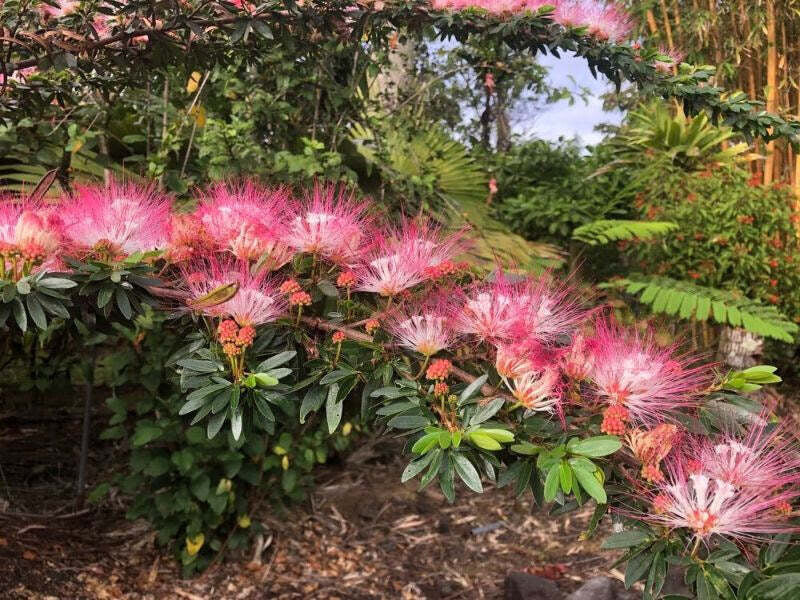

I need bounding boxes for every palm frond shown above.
[606,275,798,343]
[572,220,678,245]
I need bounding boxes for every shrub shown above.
[623,160,800,323]
[494,140,628,244]
[1,177,798,598]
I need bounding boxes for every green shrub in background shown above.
[494,140,628,245]
[624,159,800,323]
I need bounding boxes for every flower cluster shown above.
[430,0,634,43]
[639,421,800,541]
[0,198,63,280]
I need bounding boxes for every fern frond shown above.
[606,275,798,343]
[572,220,678,245]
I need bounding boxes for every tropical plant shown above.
[572,219,679,246]
[606,275,798,343]
[607,102,750,171]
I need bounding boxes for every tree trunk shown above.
[764,0,777,185]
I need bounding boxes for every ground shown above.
[0,403,623,599]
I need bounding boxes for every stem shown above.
[333,342,342,367]
[690,536,702,559]
[414,354,430,380]
[295,305,303,326]
[75,358,95,508]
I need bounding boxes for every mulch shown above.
[0,403,622,599]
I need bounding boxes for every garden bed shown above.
[0,407,619,599]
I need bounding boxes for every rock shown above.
[504,572,564,600]
[565,576,637,600]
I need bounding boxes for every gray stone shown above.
[504,572,564,600]
[565,576,637,600]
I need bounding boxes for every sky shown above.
[519,51,624,147]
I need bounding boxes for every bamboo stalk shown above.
[764,0,777,185]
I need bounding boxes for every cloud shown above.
[521,52,623,147]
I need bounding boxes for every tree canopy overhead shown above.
[2,0,799,145]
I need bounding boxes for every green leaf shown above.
[572,466,606,503]
[132,424,163,447]
[387,415,430,429]
[207,411,226,439]
[470,398,504,425]
[38,277,77,289]
[401,451,437,483]
[253,373,279,387]
[510,442,542,455]
[412,432,441,455]
[625,549,654,588]
[474,428,514,443]
[459,374,488,404]
[256,351,296,372]
[543,463,560,502]
[25,295,47,330]
[177,359,219,373]
[745,574,800,600]
[452,453,483,493]
[468,432,502,450]
[180,383,230,415]
[300,386,326,424]
[325,383,342,433]
[115,288,132,319]
[11,297,26,332]
[320,368,357,385]
[230,408,243,440]
[569,435,622,457]
[559,461,572,494]
[602,530,652,549]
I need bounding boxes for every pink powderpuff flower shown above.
[641,460,800,542]
[179,257,286,326]
[0,198,64,275]
[561,332,594,380]
[356,221,466,297]
[554,1,633,43]
[285,183,371,265]
[512,275,588,346]
[61,181,171,257]
[588,318,713,426]
[506,368,560,412]
[495,342,536,381]
[40,0,80,19]
[454,272,526,343]
[653,46,685,73]
[698,418,800,491]
[167,213,216,263]
[194,181,294,269]
[385,298,458,356]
